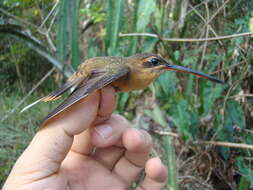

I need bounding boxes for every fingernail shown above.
[134,128,146,144]
[95,124,112,139]
[154,157,162,164]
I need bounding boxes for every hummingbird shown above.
[22,53,224,122]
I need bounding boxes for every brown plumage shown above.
[22,53,224,122]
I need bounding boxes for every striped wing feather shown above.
[43,66,129,122]
[42,77,84,101]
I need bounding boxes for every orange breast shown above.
[111,70,159,92]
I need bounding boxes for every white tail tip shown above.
[20,99,42,113]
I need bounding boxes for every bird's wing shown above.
[43,66,129,122]
[42,78,85,102]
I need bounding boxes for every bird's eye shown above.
[150,58,160,66]
[143,58,161,67]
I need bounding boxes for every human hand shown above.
[4,86,168,190]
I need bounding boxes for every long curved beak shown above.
[163,64,225,84]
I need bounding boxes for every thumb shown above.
[6,91,100,183]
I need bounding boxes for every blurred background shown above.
[0,0,252,189]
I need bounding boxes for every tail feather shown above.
[20,95,63,113]
[20,98,44,113]
[20,77,84,113]
[42,95,62,102]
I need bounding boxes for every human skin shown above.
[3,86,168,190]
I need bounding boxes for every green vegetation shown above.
[0,0,253,189]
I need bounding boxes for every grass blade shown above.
[145,105,179,190]
[56,0,68,61]
[69,0,80,69]
[105,0,124,55]
[105,0,113,51]
[127,0,139,55]
[163,136,178,190]
[57,0,81,69]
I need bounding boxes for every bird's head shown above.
[128,53,224,84]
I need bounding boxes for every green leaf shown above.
[143,37,159,52]
[147,105,168,127]
[155,72,177,98]
[224,100,246,129]
[104,0,113,50]
[185,62,196,96]
[219,147,230,160]
[217,100,245,150]
[236,157,253,188]
[136,0,155,32]
[170,99,199,139]
[201,82,225,115]
[69,0,81,69]
[153,3,163,32]
[127,0,139,55]
[162,135,179,190]
[105,0,125,56]
[57,0,80,69]
[117,92,129,113]
[144,105,178,190]
[238,176,250,190]
[57,0,68,61]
